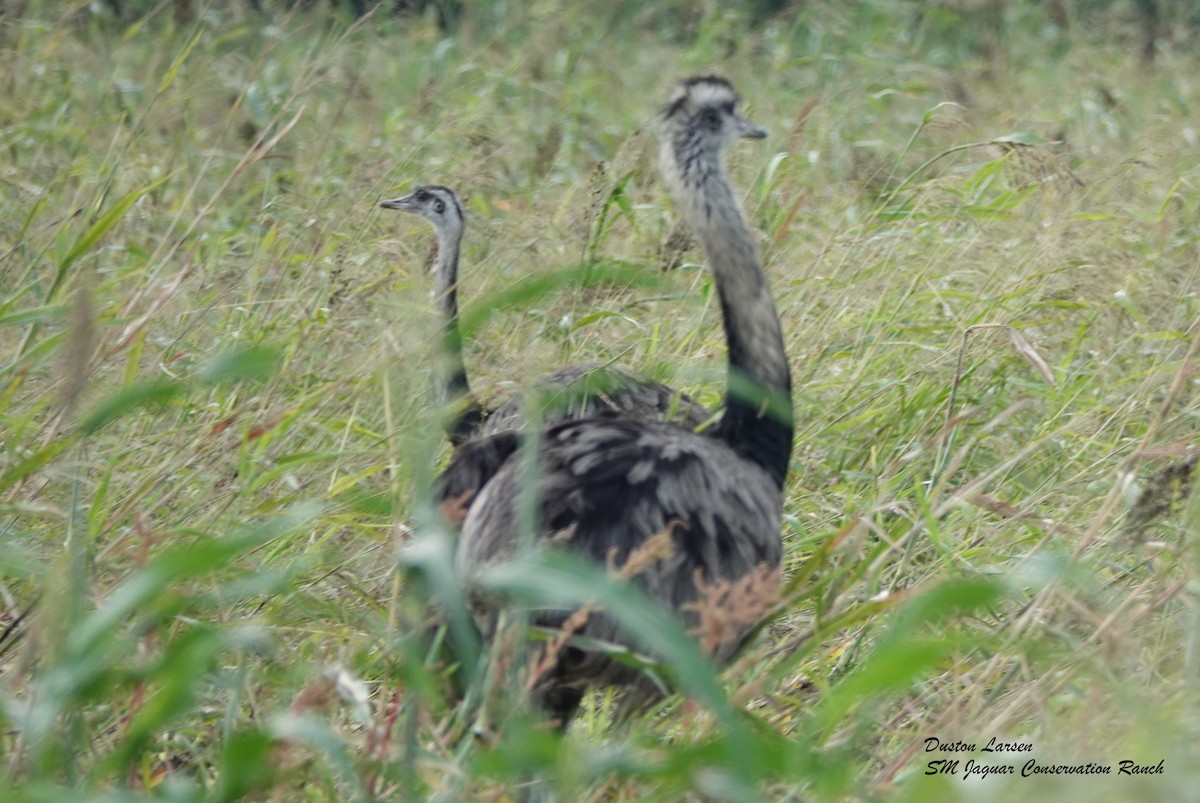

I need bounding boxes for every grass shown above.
[2,0,1200,799]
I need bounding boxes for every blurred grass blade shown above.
[458,262,674,338]
[107,625,227,774]
[19,506,318,764]
[268,713,362,796]
[212,728,276,801]
[0,433,80,493]
[399,523,482,685]
[81,343,283,434]
[66,530,287,659]
[198,344,284,384]
[811,577,1006,735]
[0,304,67,327]
[480,550,760,786]
[81,380,183,435]
[157,30,204,95]
[0,331,66,382]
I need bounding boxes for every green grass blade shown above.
[50,173,173,303]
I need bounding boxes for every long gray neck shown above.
[432,225,482,444]
[663,135,793,488]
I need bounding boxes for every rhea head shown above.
[659,75,766,221]
[661,76,765,162]
[378,185,465,246]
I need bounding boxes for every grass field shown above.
[3,1,1200,800]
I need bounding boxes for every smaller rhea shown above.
[379,186,481,446]
[378,184,709,457]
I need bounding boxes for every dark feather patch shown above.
[456,416,783,706]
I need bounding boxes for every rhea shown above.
[439,76,793,725]
[378,186,708,444]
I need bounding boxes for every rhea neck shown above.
[430,218,483,445]
[663,131,794,488]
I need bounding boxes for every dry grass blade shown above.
[106,259,194,358]
[60,270,96,418]
[787,97,820,153]
[948,323,1054,427]
[1005,326,1056,386]
[526,525,678,693]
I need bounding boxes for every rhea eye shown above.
[701,109,721,131]
[434,199,445,214]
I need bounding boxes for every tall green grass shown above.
[2,1,1199,800]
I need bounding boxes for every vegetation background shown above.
[2,0,1200,799]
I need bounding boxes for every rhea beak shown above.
[735,115,767,140]
[379,194,416,210]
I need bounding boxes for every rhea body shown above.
[442,76,794,725]
[378,186,709,451]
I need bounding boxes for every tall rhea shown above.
[448,75,793,725]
